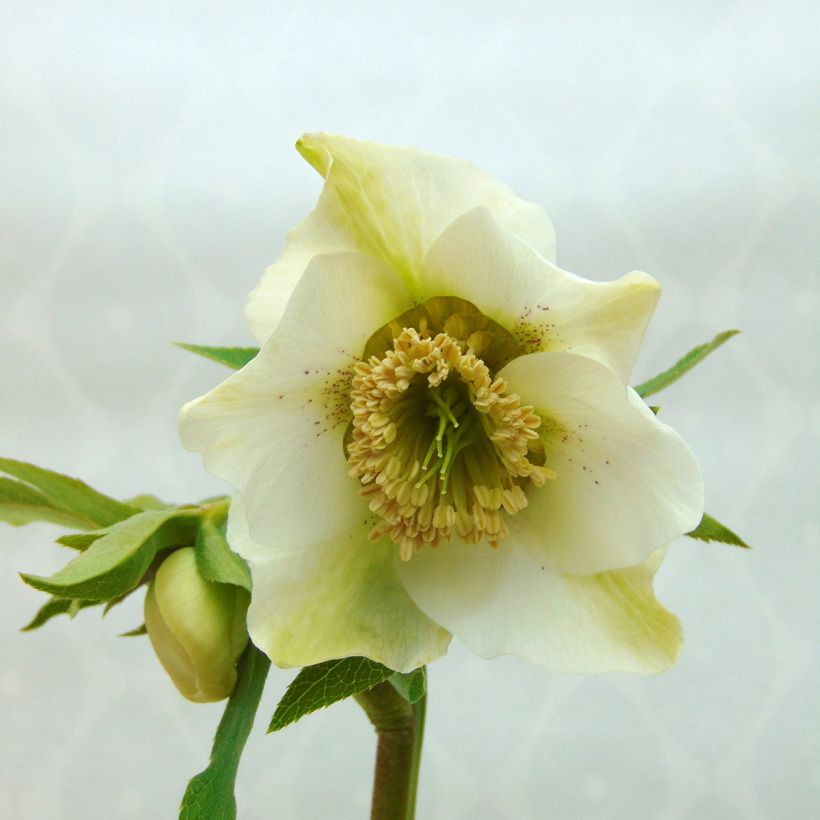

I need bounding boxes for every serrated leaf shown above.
[176,343,259,371]
[686,513,749,548]
[0,477,99,529]
[20,509,199,601]
[119,623,147,637]
[634,330,740,398]
[0,457,139,529]
[194,518,252,592]
[180,645,270,820]
[268,657,394,732]
[388,667,426,704]
[21,596,100,631]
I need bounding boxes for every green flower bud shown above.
[144,547,250,703]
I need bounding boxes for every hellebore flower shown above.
[144,547,250,702]
[179,134,703,675]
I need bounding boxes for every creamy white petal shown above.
[423,207,660,383]
[397,540,681,674]
[228,497,451,672]
[246,133,556,341]
[245,207,353,344]
[180,251,412,549]
[499,350,703,575]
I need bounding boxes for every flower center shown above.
[347,323,555,561]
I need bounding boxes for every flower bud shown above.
[144,547,250,703]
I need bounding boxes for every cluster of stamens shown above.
[347,327,555,561]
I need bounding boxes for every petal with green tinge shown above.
[423,207,660,383]
[398,543,681,675]
[228,497,451,674]
[246,133,556,341]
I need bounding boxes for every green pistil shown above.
[416,386,478,494]
[416,457,443,487]
[420,411,448,470]
[429,388,460,429]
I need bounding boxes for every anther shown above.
[346,327,552,560]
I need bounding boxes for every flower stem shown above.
[406,692,426,819]
[355,681,427,819]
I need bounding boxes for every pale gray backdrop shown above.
[1,1,818,818]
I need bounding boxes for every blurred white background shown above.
[1,1,818,818]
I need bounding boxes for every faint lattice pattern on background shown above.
[1,2,818,818]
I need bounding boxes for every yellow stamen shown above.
[347,327,554,560]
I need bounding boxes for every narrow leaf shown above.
[21,509,199,601]
[180,645,270,820]
[101,594,131,617]
[634,330,740,398]
[119,623,147,637]
[0,477,99,529]
[0,458,139,528]
[126,494,173,511]
[389,667,426,704]
[56,531,104,550]
[269,657,394,732]
[195,518,252,592]
[21,596,99,631]
[686,513,749,548]
[176,343,259,371]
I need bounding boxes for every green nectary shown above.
[361,295,524,374]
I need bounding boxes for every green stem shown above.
[406,692,426,819]
[355,681,426,819]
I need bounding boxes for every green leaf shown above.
[268,657,394,732]
[20,509,199,601]
[119,623,147,637]
[176,343,259,371]
[194,518,252,592]
[686,513,749,548]
[0,477,100,529]
[56,531,104,550]
[389,667,426,704]
[21,596,100,631]
[634,330,740,398]
[126,494,173,511]
[103,593,130,615]
[0,457,140,529]
[180,645,270,820]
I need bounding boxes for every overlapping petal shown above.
[397,541,681,674]
[183,134,708,678]
[423,207,660,383]
[228,497,451,673]
[246,133,556,341]
[499,350,703,575]
[180,251,412,549]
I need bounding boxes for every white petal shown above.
[423,207,660,382]
[246,133,556,341]
[499,351,703,575]
[398,540,681,674]
[228,498,451,672]
[245,206,352,343]
[180,251,412,549]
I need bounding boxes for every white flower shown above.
[179,134,703,675]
